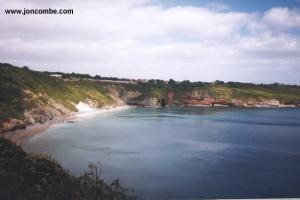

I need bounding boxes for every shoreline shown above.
[2,104,298,145]
[72,105,133,119]
[3,105,133,145]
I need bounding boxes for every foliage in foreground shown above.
[0,137,138,200]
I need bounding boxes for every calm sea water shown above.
[24,107,300,199]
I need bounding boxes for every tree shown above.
[87,161,103,199]
[23,66,30,70]
[168,79,176,87]
[148,79,155,85]
[214,80,224,85]
[180,80,191,87]
[94,75,102,79]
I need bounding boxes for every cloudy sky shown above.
[1,0,300,84]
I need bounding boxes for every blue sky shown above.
[0,0,300,84]
[160,0,300,12]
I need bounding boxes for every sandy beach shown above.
[3,105,133,145]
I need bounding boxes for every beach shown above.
[3,105,133,144]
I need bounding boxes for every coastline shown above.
[3,105,133,145]
[73,104,133,119]
[2,104,298,145]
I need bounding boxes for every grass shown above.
[0,63,113,121]
[1,62,300,122]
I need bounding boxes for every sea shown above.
[24,107,300,199]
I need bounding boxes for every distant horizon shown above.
[3,62,300,86]
[1,0,300,84]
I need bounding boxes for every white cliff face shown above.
[75,102,95,112]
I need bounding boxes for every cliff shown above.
[0,63,115,133]
[1,63,300,133]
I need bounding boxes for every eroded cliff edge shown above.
[1,63,300,133]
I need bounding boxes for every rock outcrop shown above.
[141,97,159,107]
[0,119,26,133]
[1,63,300,134]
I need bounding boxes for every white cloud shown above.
[263,7,300,29]
[0,0,299,84]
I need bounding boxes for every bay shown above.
[24,107,300,199]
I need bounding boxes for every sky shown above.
[0,0,300,84]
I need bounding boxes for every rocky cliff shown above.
[1,63,300,133]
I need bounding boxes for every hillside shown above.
[0,137,137,200]
[0,63,117,133]
[1,63,300,133]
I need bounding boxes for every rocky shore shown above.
[1,94,298,143]
[1,104,133,144]
[1,64,300,141]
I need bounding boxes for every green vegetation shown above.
[134,79,300,104]
[1,63,300,199]
[0,137,137,200]
[0,63,113,122]
[1,62,300,124]
[224,83,300,103]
